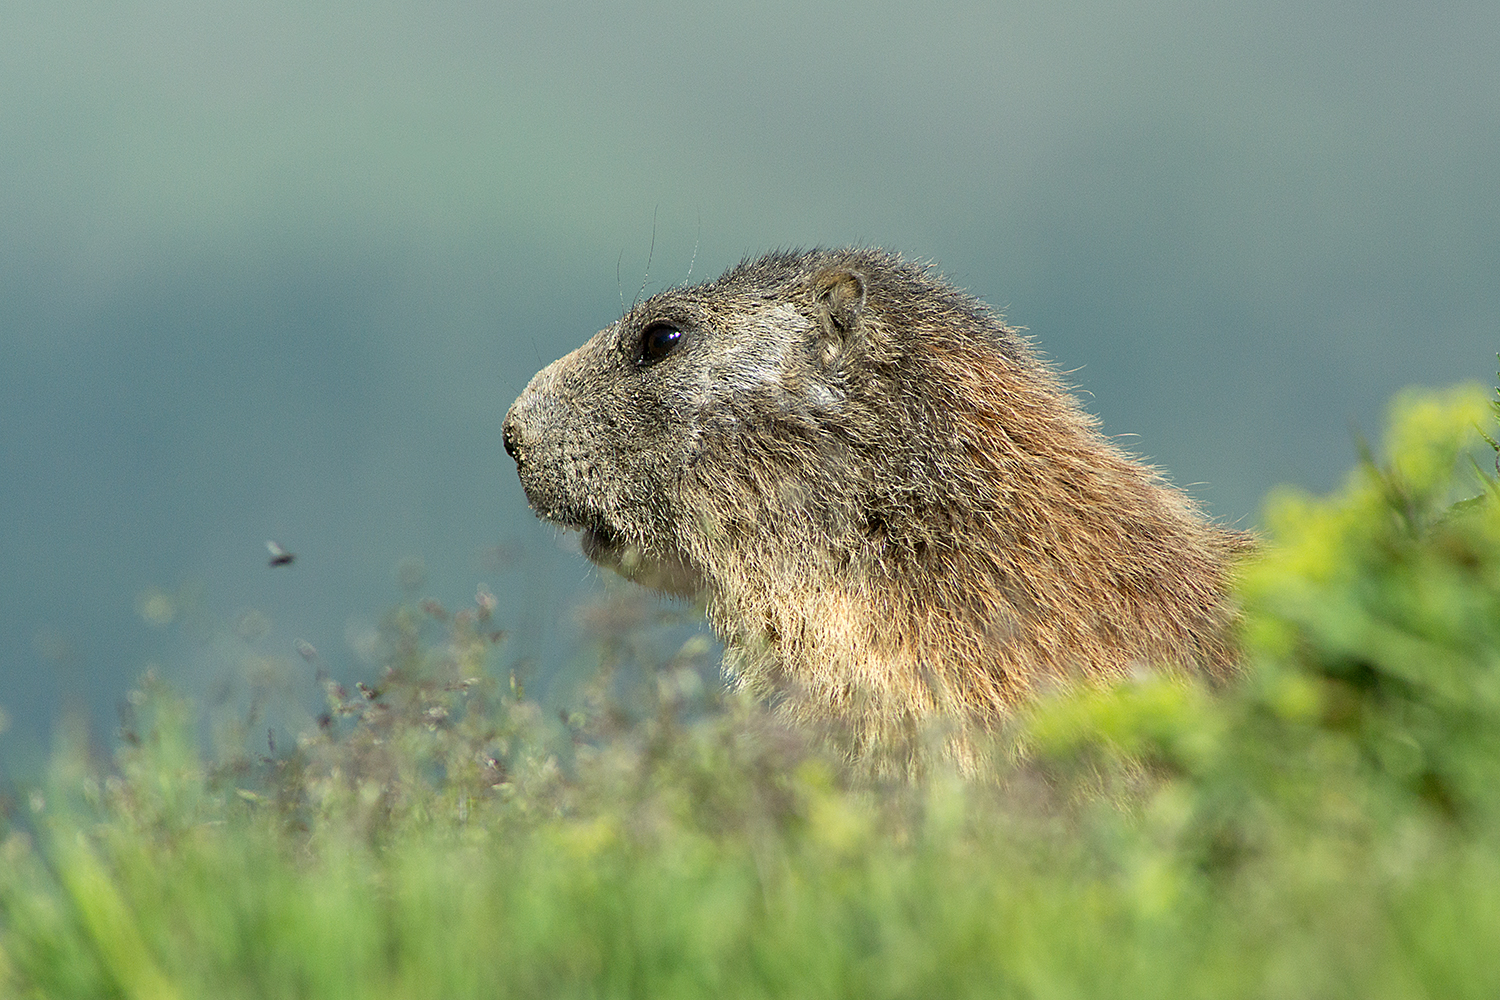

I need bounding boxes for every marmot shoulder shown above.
[503,247,1249,770]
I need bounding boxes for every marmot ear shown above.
[811,267,867,364]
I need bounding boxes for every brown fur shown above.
[503,248,1248,770]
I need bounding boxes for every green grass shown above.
[4,377,1500,998]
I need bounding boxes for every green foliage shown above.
[4,380,1500,998]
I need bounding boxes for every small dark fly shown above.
[266,540,296,567]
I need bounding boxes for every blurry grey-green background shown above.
[3,0,1496,768]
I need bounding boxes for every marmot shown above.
[503,248,1248,769]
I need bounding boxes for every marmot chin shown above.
[503,248,1248,770]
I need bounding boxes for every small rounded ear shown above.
[811,267,867,365]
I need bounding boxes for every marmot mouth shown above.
[526,493,703,596]
[582,524,704,598]
[523,489,606,537]
[581,523,621,558]
[529,501,624,559]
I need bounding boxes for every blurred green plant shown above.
[3,377,1500,998]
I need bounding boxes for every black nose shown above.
[502,416,521,461]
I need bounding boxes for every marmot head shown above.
[503,248,1023,600]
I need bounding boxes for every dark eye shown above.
[638,322,683,365]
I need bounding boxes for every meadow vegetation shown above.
[3,374,1500,998]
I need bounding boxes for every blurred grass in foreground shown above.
[4,375,1500,999]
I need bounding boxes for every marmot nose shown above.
[502,413,523,462]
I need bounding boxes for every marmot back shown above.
[503,248,1248,770]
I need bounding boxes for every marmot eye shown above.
[639,322,683,365]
